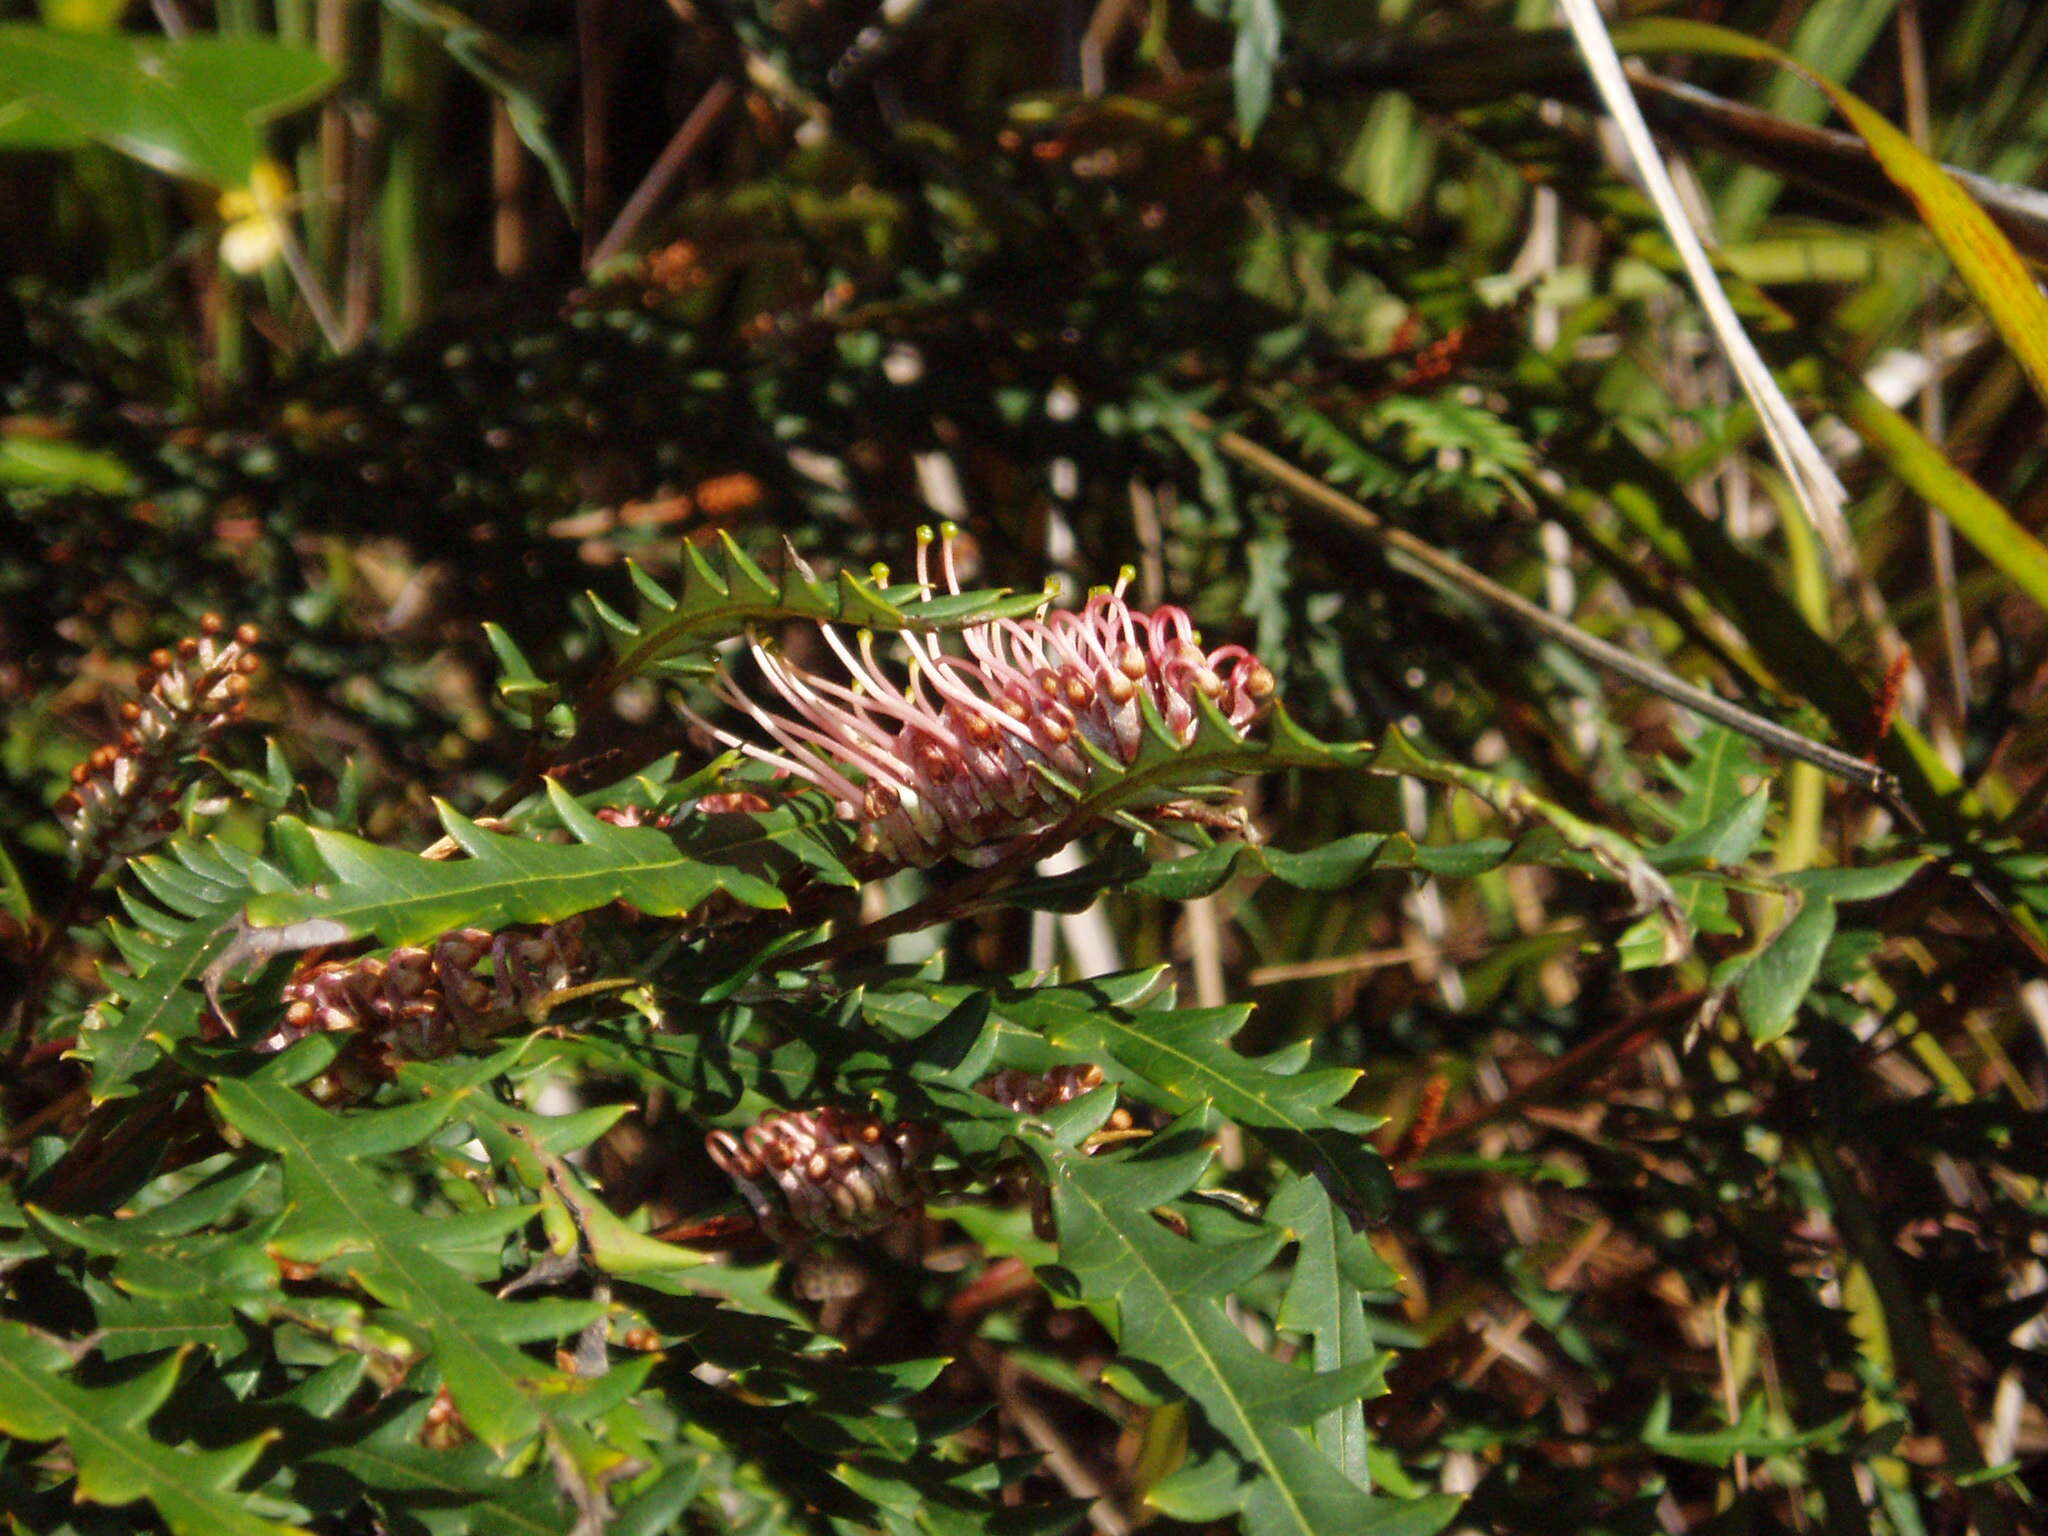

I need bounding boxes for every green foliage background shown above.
[3,0,2045,1533]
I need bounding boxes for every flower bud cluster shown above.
[593,790,771,831]
[976,1062,1108,1114]
[687,528,1276,867]
[705,1107,939,1242]
[57,615,260,862]
[703,1071,1138,1246]
[263,923,585,1072]
[977,1065,1133,1239]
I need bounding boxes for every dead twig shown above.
[588,77,740,272]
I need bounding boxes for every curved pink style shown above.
[684,529,1276,866]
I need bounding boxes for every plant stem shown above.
[1429,989,1705,1151]
[274,211,348,354]
[1200,415,1893,796]
[776,817,1088,974]
[587,77,739,272]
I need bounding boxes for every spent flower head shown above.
[262,921,585,1103]
[706,1107,940,1242]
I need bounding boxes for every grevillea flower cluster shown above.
[57,616,260,862]
[705,1108,940,1242]
[706,1070,1134,1243]
[260,923,584,1094]
[687,528,1276,866]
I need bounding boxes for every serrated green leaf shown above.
[0,1323,302,1536]
[304,1402,567,1536]
[442,1083,711,1278]
[208,1073,598,1451]
[1043,1133,1452,1536]
[482,623,558,707]
[82,1276,245,1360]
[596,532,1050,686]
[1271,1176,1384,1487]
[999,988,1392,1215]
[1657,728,1765,832]
[244,785,854,947]
[77,840,255,1102]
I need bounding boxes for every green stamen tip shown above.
[871,563,891,584]
[939,520,959,539]
[1118,564,1136,585]
[916,525,934,544]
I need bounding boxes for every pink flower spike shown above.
[683,542,1277,864]
[709,677,879,811]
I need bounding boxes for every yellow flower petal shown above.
[218,160,294,274]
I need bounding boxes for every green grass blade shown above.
[1620,18,2048,422]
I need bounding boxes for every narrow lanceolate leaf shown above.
[1619,20,2048,426]
[998,985,1393,1216]
[242,783,854,948]
[1042,1133,1454,1536]
[593,530,1050,685]
[31,1165,284,1360]
[1835,382,2048,615]
[1736,895,1837,1043]
[209,1069,599,1451]
[0,1322,304,1536]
